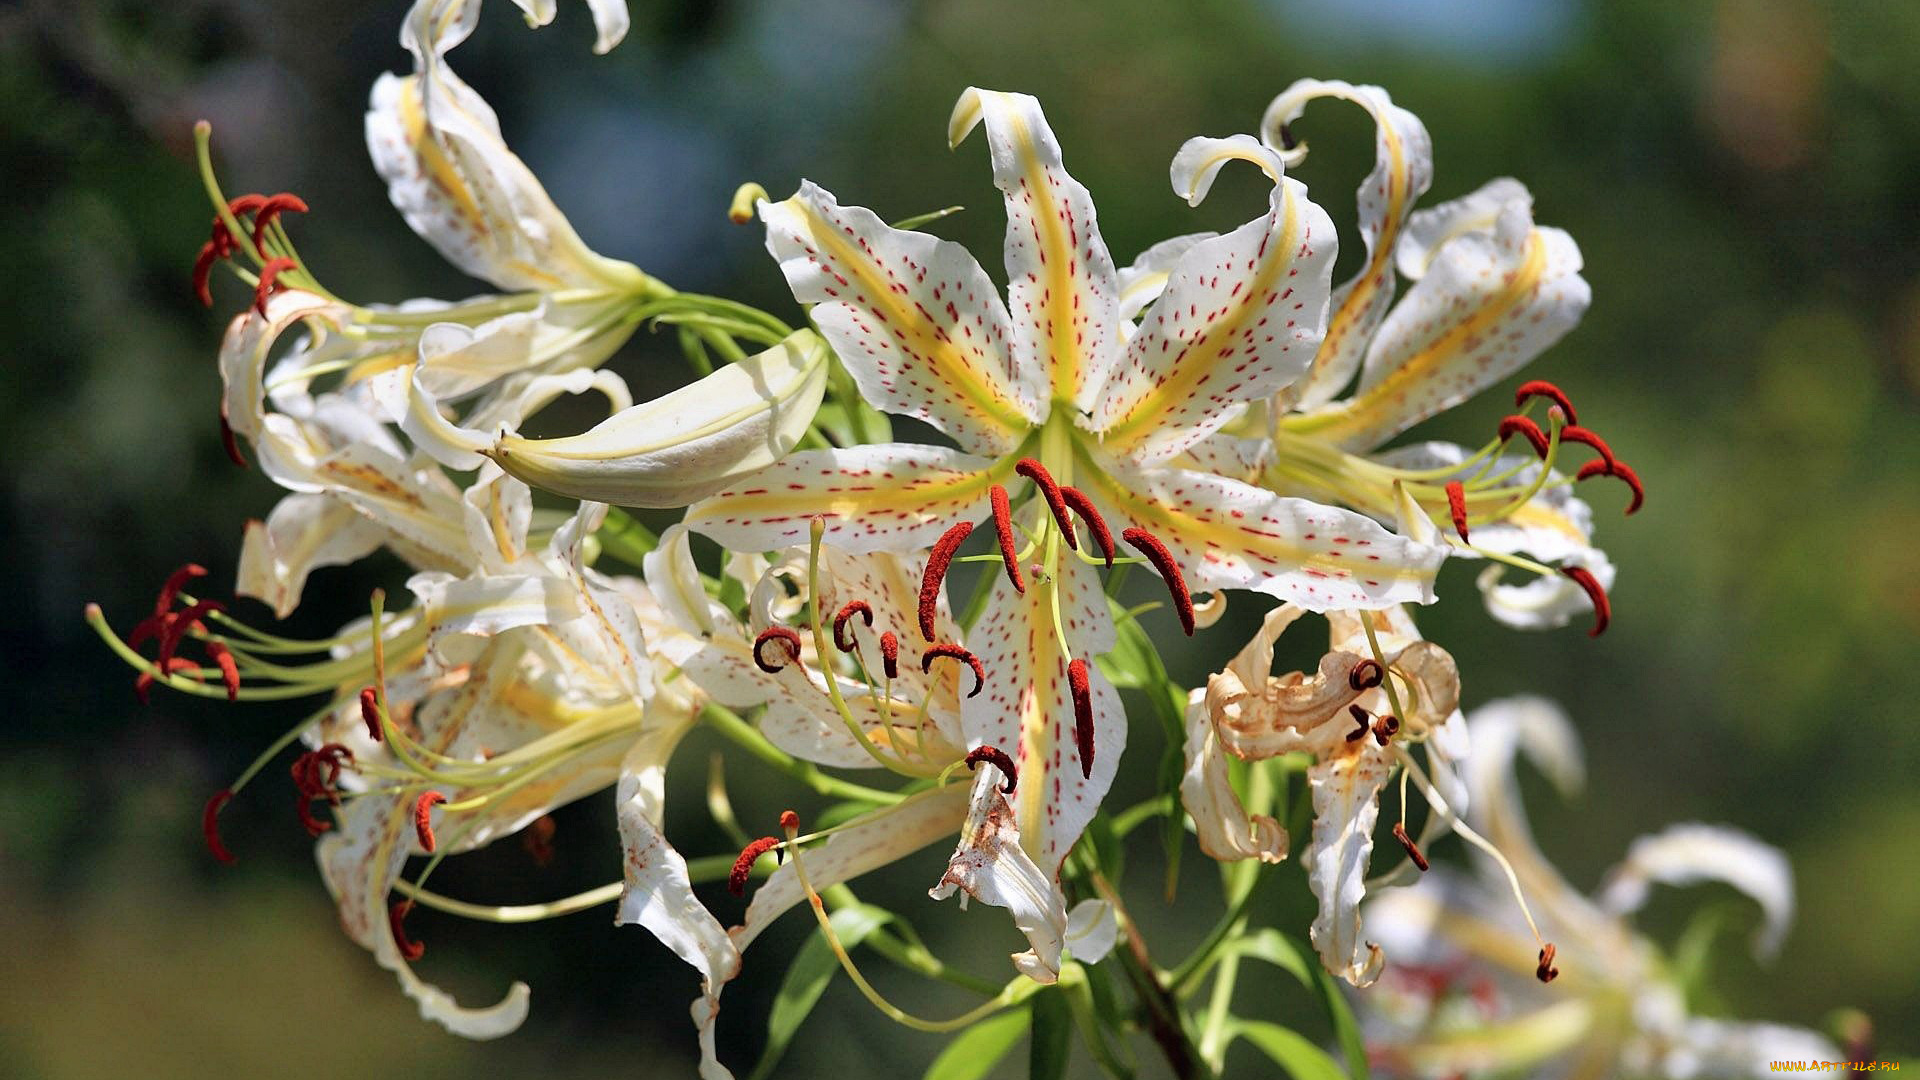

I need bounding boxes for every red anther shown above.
[414,791,446,853]
[128,615,167,651]
[134,657,200,704]
[1497,415,1551,459]
[920,521,973,642]
[1536,943,1560,984]
[1575,459,1644,515]
[202,789,237,865]
[831,600,873,652]
[1121,528,1194,635]
[192,239,224,306]
[1373,713,1401,746]
[779,809,800,833]
[154,563,209,618]
[1348,658,1384,692]
[752,625,803,673]
[1068,659,1095,779]
[729,837,781,896]
[1060,486,1115,568]
[390,902,426,962]
[249,192,309,253]
[251,256,296,316]
[226,193,268,219]
[1346,704,1371,742]
[989,485,1024,594]
[1392,822,1430,872]
[922,643,986,698]
[1015,458,1077,550]
[1557,425,1617,467]
[302,743,353,795]
[1445,481,1470,542]
[522,814,557,866]
[359,687,384,741]
[203,640,240,702]
[156,599,226,670]
[879,631,899,680]
[1560,565,1611,637]
[219,407,249,468]
[295,793,332,837]
[964,746,1018,793]
[1515,380,1578,426]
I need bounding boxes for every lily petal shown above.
[760,183,1044,455]
[1304,747,1393,987]
[236,493,386,618]
[1117,232,1216,324]
[1179,688,1288,864]
[930,769,1072,984]
[1477,549,1614,632]
[506,0,630,54]
[1064,898,1118,965]
[1597,823,1795,961]
[949,88,1119,412]
[1093,137,1337,464]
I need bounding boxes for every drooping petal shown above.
[1092,137,1337,463]
[759,183,1044,454]
[1063,898,1118,965]
[236,493,386,618]
[1597,824,1795,961]
[1285,183,1589,451]
[505,0,630,54]
[930,770,1072,984]
[949,88,1120,412]
[1179,688,1288,864]
[685,443,1002,555]
[962,548,1120,872]
[1261,80,1433,410]
[1085,461,1447,610]
[366,0,641,292]
[1304,747,1393,987]
[1462,697,1597,916]
[485,330,830,507]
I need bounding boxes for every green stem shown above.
[700,704,903,805]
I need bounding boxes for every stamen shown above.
[1346,703,1371,743]
[414,791,446,853]
[1015,458,1077,550]
[135,657,199,704]
[295,791,332,837]
[1560,566,1611,637]
[522,815,557,866]
[1558,425,1617,466]
[389,901,425,961]
[154,564,209,619]
[1391,822,1429,872]
[964,746,1018,793]
[360,687,383,741]
[156,599,226,669]
[202,789,237,864]
[203,640,240,701]
[1445,481,1470,542]
[879,631,899,680]
[1060,486,1114,568]
[1348,658,1384,692]
[832,601,873,653]
[1497,415,1551,459]
[192,239,223,307]
[780,809,800,833]
[1373,713,1401,746]
[1121,528,1194,635]
[249,192,308,253]
[729,837,781,896]
[922,643,985,698]
[920,522,973,641]
[753,626,803,673]
[1536,943,1560,984]
[989,485,1024,593]
[1515,380,1578,425]
[1575,459,1644,515]
[251,256,296,316]
[1068,659,1095,779]
[219,407,249,468]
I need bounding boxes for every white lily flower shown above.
[1360,698,1841,1078]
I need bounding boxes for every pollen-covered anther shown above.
[879,631,899,680]
[251,256,297,317]
[155,599,227,670]
[1561,565,1612,637]
[1575,458,1645,515]
[389,901,425,962]
[920,521,973,641]
[1497,415,1551,459]
[1558,425,1618,467]
[779,809,800,834]
[413,791,447,853]
[1515,380,1578,425]
[989,485,1024,593]
[522,815,557,866]
[1015,458,1077,550]
[729,836,781,896]
[1392,822,1430,872]
[1346,703,1371,743]
[203,789,237,865]
[1536,943,1560,984]
[248,192,309,252]
[964,746,1018,793]
[1348,658,1384,692]
[359,687,383,741]
[922,643,986,698]
[1121,527,1195,636]
[752,625,804,673]
[203,640,240,701]
[1445,481,1470,542]
[1060,486,1115,568]
[831,600,873,653]
[1068,659,1095,779]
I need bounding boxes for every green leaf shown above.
[1029,987,1073,1080]
[922,1009,1030,1080]
[1214,930,1367,1079]
[747,903,893,1080]
[1227,1020,1348,1080]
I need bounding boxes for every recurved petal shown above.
[1094,138,1337,464]
[1597,823,1795,961]
[1304,748,1393,986]
[1179,688,1288,864]
[486,330,829,507]
[929,770,1072,984]
[950,88,1120,412]
[685,443,1001,555]
[1117,231,1216,324]
[1087,462,1447,610]
[1476,549,1614,632]
[760,183,1043,455]
[1064,899,1118,964]
[236,493,386,618]
[505,0,630,54]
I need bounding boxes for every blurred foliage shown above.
[2,0,1916,1076]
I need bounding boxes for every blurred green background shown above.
[3,0,1916,1076]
